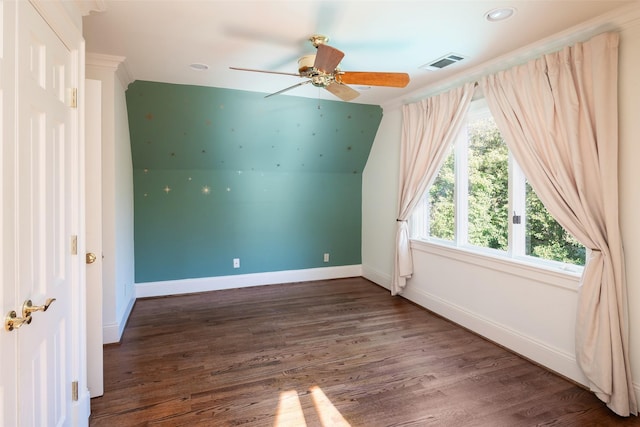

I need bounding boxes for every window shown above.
[412,99,585,270]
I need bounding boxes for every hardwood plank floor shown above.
[89,277,637,426]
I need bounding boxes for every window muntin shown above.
[412,98,585,271]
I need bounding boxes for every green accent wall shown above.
[127,81,382,283]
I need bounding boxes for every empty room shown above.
[1,0,638,425]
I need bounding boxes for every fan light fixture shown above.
[485,7,516,22]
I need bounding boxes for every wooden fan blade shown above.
[230,67,301,77]
[265,80,312,98]
[337,71,410,88]
[325,81,360,102]
[314,44,345,73]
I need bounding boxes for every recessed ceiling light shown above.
[485,7,516,22]
[189,63,209,71]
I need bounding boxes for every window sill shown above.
[410,239,582,292]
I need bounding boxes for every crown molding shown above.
[86,52,125,70]
[74,0,106,16]
[86,53,134,87]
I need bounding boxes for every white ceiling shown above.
[83,0,635,105]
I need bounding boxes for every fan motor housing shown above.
[297,55,315,75]
[310,74,332,87]
[298,54,333,87]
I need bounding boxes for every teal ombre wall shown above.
[127,81,383,283]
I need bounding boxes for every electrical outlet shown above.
[323,253,329,263]
[233,258,240,268]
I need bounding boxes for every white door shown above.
[2,1,80,424]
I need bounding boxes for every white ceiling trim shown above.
[74,0,106,16]
[86,52,133,87]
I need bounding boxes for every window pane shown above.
[428,148,455,240]
[525,183,586,265]
[416,97,585,272]
[467,116,508,250]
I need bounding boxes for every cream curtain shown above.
[480,32,636,416]
[392,83,474,295]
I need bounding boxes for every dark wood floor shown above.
[89,277,637,426]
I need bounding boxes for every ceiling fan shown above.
[230,35,410,102]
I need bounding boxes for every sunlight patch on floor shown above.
[310,386,351,427]
[274,390,307,427]
[274,386,351,427]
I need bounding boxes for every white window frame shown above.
[411,98,584,276]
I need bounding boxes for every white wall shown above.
[86,55,136,343]
[618,8,640,406]
[362,107,401,286]
[362,4,640,406]
[113,71,136,332]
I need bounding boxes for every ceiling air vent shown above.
[420,53,467,71]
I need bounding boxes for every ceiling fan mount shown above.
[309,34,329,48]
[230,34,409,102]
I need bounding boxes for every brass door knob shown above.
[5,310,32,332]
[86,252,97,264]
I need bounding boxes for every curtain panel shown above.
[392,83,475,295]
[480,32,636,416]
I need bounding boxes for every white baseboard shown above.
[135,265,363,299]
[400,285,589,388]
[102,322,120,345]
[102,292,136,344]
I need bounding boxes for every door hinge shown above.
[71,235,78,255]
[67,88,77,109]
[71,381,79,402]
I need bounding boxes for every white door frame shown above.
[85,78,104,397]
[1,1,19,424]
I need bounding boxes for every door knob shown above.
[5,310,32,332]
[22,298,56,319]
[86,252,97,264]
